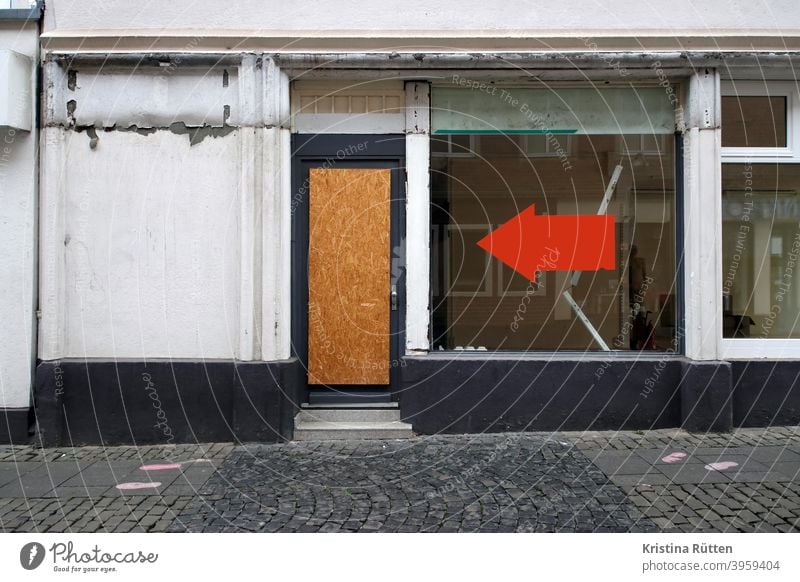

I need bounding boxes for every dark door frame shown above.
[291,134,407,403]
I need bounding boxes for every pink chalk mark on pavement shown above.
[116,482,162,490]
[660,452,688,463]
[139,463,182,471]
[704,461,739,471]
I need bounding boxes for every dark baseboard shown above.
[731,361,800,427]
[398,356,683,433]
[29,356,800,445]
[34,359,300,447]
[0,408,30,445]
[680,360,733,432]
[399,356,800,434]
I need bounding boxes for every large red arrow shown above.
[476,205,616,282]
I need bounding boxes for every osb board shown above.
[308,168,391,385]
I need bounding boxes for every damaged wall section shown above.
[39,59,246,360]
[35,54,298,445]
[46,127,242,358]
[48,61,239,129]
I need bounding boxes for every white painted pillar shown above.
[405,81,431,353]
[683,68,722,360]
[237,56,261,361]
[38,60,69,362]
[260,58,292,361]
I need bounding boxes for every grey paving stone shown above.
[0,479,57,497]
[653,463,732,484]
[609,472,673,487]
[768,461,800,479]
[634,449,699,464]
[746,446,800,463]
[591,454,655,475]
[43,486,111,498]
[58,461,144,488]
[726,471,793,483]
[693,454,771,472]
[0,463,46,486]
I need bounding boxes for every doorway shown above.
[292,135,406,404]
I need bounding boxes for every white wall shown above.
[40,0,800,52]
[39,58,292,362]
[0,22,37,410]
[47,130,241,359]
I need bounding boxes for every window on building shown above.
[722,96,787,148]
[722,81,800,345]
[430,86,678,351]
[722,164,800,339]
[721,81,800,340]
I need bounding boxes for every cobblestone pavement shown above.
[573,427,800,532]
[0,443,231,533]
[170,435,652,532]
[0,428,798,533]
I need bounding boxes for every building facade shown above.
[2,0,800,444]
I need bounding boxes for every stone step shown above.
[308,389,393,405]
[301,402,398,409]
[296,408,401,423]
[293,420,414,441]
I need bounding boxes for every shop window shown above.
[430,86,678,351]
[720,81,798,159]
[722,96,787,148]
[721,81,800,342]
[722,164,800,338]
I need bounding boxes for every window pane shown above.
[431,132,676,351]
[448,226,492,295]
[450,134,472,153]
[478,134,522,156]
[432,87,676,134]
[430,135,449,154]
[526,135,548,154]
[721,96,787,148]
[722,163,800,338]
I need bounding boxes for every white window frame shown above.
[444,224,494,297]
[720,80,800,163]
[720,80,800,359]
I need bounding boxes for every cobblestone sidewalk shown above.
[0,428,798,533]
[573,427,800,532]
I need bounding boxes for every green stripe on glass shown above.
[432,129,578,135]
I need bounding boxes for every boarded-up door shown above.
[308,168,391,385]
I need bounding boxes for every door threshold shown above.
[307,387,393,405]
[301,402,399,409]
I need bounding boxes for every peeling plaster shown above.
[85,126,98,149]
[166,122,236,145]
[73,122,236,147]
[66,99,76,126]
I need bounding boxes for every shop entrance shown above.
[292,135,406,404]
